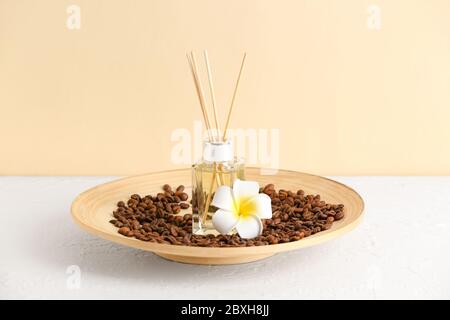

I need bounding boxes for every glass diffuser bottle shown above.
[192,140,244,235]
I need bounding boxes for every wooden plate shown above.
[71,168,364,265]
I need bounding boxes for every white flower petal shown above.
[211,186,235,212]
[232,179,260,203]
[235,215,263,239]
[212,209,239,235]
[249,193,273,219]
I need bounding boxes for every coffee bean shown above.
[179,193,188,201]
[263,184,274,195]
[170,226,178,237]
[294,221,303,230]
[335,211,344,220]
[318,213,328,220]
[303,211,314,220]
[131,194,141,201]
[110,184,344,247]
[164,192,174,201]
[118,227,131,236]
[267,235,278,244]
[286,197,295,206]
[180,203,190,209]
[131,220,141,229]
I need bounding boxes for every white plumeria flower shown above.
[211,179,272,239]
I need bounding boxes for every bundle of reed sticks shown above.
[187,51,246,220]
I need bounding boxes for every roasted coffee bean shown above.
[110,184,344,247]
[335,211,344,220]
[131,220,141,229]
[170,226,178,237]
[322,223,332,230]
[164,192,174,202]
[286,197,295,206]
[165,203,173,213]
[303,211,314,220]
[263,183,274,193]
[267,235,278,244]
[180,203,190,209]
[118,227,134,237]
[156,193,165,201]
[318,212,328,220]
[179,193,188,201]
[303,221,314,227]
[131,194,141,201]
[302,228,312,237]
[327,210,336,216]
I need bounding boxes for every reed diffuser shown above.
[187,51,247,235]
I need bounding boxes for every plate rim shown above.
[71,167,365,258]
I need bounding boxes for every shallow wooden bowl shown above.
[71,168,364,265]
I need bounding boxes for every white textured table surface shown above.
[1,176,449,299]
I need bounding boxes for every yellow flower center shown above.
[234,196,256,220]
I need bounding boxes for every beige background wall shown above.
[1,0,449,175]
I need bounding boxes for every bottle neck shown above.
[203,141,232,162]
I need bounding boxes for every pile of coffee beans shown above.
[109,184,344,247]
